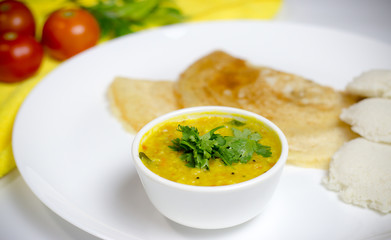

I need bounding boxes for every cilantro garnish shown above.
[228,119,246,127]
[139,152,152,163]
[169,125,271,170]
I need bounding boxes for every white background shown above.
[1,1,391,239]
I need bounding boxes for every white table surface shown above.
[1,1,391,239]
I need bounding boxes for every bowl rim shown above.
[131,106,289,193]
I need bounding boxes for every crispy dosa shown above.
[107,77,179,132]
[108,51,358,169]
[175,51,359,169]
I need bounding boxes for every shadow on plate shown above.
[115,167,260,238]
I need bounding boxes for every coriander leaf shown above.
[249,132,262,141]
[217,137,252,164]
[139,152,152,163]
[179,125,199,142]
[216,128,269,164]
[180,153,195,168]
[232,128,258,140]
[200,125,224,140]
[214,134,226,146]
[195,152,208,169]
[199,125,224,155]
[213,150,230,165]
[169,125,271,170]
[228,119,246,127]
[169,138,181,151]
[254,142,272,158]
[169,125,225,170]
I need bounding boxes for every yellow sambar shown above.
[139,112,282,186]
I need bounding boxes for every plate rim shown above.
[12,20,391,240]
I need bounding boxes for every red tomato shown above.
[41,8,100,61]
[0,0,35,36]
[0,32,43,83]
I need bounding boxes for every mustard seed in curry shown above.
[139,112,282,186]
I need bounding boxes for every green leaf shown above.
[169,125,271,170]
[116,0,159,21]
[216,128,270,164]
[80,0,185,38]
[228,119,246,127]
[144,7,186,25]
[139,152,152,163]
[254,142,272,158]
[179,153,194,168]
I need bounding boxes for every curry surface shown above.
[139,113,282,186]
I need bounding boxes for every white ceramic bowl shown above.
[131,106,288,229]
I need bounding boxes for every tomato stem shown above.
[3,32,17,40]
[62,10,75,18]
[0,3,11,12]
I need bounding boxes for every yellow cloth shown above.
[0,56,59,177]
[0,0,281,178]
[176,0,281,21]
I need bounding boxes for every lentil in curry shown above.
[139,112,282,186]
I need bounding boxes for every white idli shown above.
[340,98,391,144]
[346,69,391,98]
[323,138,391,213]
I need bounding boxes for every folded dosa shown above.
[107,77,179,133]
[107,51,358,169]
[175,51,359,169]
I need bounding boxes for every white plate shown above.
[13,21,391,240]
